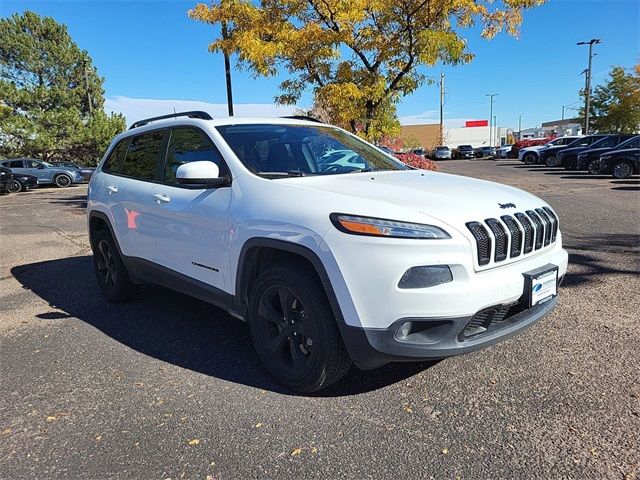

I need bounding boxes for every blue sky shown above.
[2,0,638,129]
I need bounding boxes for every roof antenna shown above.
[173,107,177,118]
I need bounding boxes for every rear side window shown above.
[6,160,24,168]
[102,138,129,173]
[163,128,226,183]
[121,130,166,181]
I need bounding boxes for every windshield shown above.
[215,124,407,177]
[41,161,53,167]
[436,146,449,151]
[587,136,618,149]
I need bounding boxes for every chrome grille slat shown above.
[468,206,558,267]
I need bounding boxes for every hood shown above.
[559,146,587,156]
[281,170,547,234]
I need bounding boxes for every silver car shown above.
[0,158,83,188]
[434,146,452,159]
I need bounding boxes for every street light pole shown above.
[577,38,601,134]
[486,93,498,147]
[518,113,523,141]
[221,20,234,116]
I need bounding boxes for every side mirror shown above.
[175,161,229,188]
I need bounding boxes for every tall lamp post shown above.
[518,113,523,141]
[577,38,601,134]
[486,93,498,147]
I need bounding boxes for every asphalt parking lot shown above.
[1,161,638,479]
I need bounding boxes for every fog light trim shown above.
[398,265,453,289]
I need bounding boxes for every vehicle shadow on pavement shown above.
[11,256,437,397]
[563,233,640,288]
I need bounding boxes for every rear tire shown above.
[587,159,600,175]
[612,160,633,179]
[546,155,559,167]
[248,262,352,392]
[54,174,72,188]
[92,228,139,302]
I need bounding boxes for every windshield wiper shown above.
[257,170,306,179]
[348,167,373,173]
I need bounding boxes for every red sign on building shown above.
[465,120,489,127]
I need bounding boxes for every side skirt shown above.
[122,255,241,320]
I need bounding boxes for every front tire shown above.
[612,160,633,179]
[587,159,600,175]
[54,174,72,188]
[523,152,537,165]
[546,155,559,167]
[8,180,22,193]
[248,262,352,392]
[92,229,139,302]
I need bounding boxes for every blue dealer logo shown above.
[532,283,543,292]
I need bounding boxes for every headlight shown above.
[330,213,450,239]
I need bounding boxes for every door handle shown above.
[153,193,171,204]
[106,185,118,194]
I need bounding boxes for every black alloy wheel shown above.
[8,179,22,193]
[248,263,351,392]
[55,174,72,188]
[91,228,139,302]
[523,152,536,165]
[587,159,601,175]
[612,160,633,179]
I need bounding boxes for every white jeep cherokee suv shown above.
[87,111,568,392]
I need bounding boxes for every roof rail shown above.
[281,115,323,123]
[129,111,213,130]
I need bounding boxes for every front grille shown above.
[466,206,559,267]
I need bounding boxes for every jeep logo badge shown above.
[499,203,516,209]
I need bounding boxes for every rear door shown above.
[3,160,28,175]
[109,129,167,263]
[149,126,232,291]
[24,160,52,183]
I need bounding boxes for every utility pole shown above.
[577,38,601,134]
[439,72,445,146]
[494,115,498,146]
[83,59,93,116]
[518,113,523,141]
[221,21,234,116]
[486,93,498,147]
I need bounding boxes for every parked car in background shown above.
[0,166,13,194]
[539,135,605,167]
[412,148,425,156]
[557,134,635,170]
[434,146,452,160]
[7,171,39,192]
[475,146,496,158]
[599,139,640,179]
[0,158,83,187]
[575,135,639,173]
[50,161,95,182]
[496,145,512,159]
[519,136,582,165]
[454,145,475,159]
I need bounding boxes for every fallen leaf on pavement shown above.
[290,448,302,456]
[1,428,11,435]
[188,439,200,445]
[442,448,449,454]
[46,416,57,422]
[254,423,263,428]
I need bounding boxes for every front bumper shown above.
[341,294,559,369]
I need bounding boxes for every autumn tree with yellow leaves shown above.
[189,0,545,141]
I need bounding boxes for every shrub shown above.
[395,152,439,171]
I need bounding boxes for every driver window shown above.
[164,127,226,183]
[27,160,41,168]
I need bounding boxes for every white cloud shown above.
[104,96,298,126]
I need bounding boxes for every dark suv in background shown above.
[598,136,640,179]
[559,134,637,171]
[455,145,475,159]
[540,135,607,167]
[576,135,639,173]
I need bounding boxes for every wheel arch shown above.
[235,238,344,324]
[88,211,123,256]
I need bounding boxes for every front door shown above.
[149,127,232,292]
